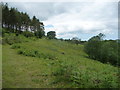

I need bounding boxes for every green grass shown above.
[0,44,2,89]
[2,38,120,88]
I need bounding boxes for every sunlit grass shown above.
[2,37,120,88]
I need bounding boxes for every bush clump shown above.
[2,33,32,45]
[52,61,120,88]
[17,48,57,60]
[23,31,34,38]
[84,33,120,66]
[17,49,38,57]
[2,33,22,45]
[11,44,21,49]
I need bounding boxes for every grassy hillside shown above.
[2,37,120,88]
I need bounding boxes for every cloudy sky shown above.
[6,1,118,40]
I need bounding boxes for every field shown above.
[2,38,120,88]
[2,2,120,88]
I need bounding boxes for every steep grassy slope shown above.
[2,39,120,88]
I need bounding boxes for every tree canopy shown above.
[47,31,56,39]
[2,3,45,38]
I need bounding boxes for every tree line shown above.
[84,33,120,66]
[2,3,45,38]
[2,3,119,66]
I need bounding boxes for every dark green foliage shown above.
[1,29,5,37]
[11,44,21,49]
[23,31,34,37]
[2,33,22,45]
[84,37,102,60]
[2,3,45,37]
[16,48,57,60]
[52,61,119,88]
[47,31,56,39]
[71,37,81,45]
[17,49,37,57]
[64,38,86,45]
[52,61,76,83]
[84,33,119,66]
[2,33,30,45]
[34,30,45,38]
[9,8,17,32]
[2,3,9,28]
[100,41,119,65]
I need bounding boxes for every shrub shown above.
[100,41,118,64]
[16,48,57,60]
[84,40,102,60]
[17,49,24,54]
[84,33,119,66]
[17,49,36,57]
[23,31,34,37]
[34,30,45,38]
[47,31,56,39]
[2,33,22,45]
[52,61,119,88]
[2,33,32,45]
[1,28,9,37]
[11,44,21,49]
[52,61,76,83]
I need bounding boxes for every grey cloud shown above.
[7,2,93,20]
[7,2,76,20]
[6,2,118,40]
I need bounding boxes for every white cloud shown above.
[7,1,118,40]
[44,2,117,39]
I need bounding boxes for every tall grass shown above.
[4,35,119,88]
[52,60,119,88]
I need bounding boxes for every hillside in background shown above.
[1,3,120,88]
[2,33,120,88]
